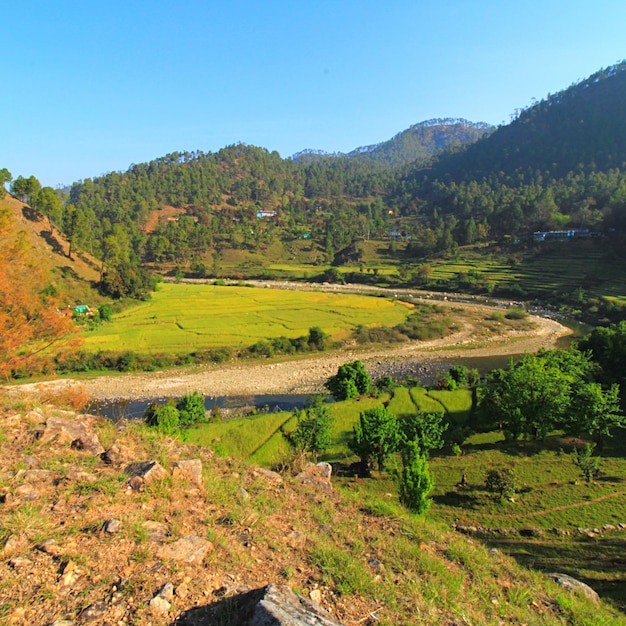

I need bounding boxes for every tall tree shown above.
[34,186,63,230]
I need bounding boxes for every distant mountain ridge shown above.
[291,118,493,167]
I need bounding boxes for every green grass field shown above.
[83,283,412,354]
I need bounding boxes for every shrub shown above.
[98,303,113,322]
[572,443,600,483]
[144,400,180,435]
[325,360,372,400]
[484,468,516,499]
[349,406,399,473]
[307,326,328,351]
[177,392,207,428]
[505,307,528,320]
[288,396,334,462]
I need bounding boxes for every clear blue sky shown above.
[2,0,625,187]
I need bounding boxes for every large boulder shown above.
[38,416,104,455]
[243,584,342,626]
[548,573,599,603]
[175,584,343,625]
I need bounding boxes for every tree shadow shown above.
[432,490,480,509]
[21,205,42,222]
[39,230,67,257]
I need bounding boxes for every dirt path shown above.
[7,296,571,401]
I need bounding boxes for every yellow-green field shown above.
[83,283,412,354]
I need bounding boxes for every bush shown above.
[505,307,528,320]
[308,326,328,351]
[325,360,372,400]
[572,443,600,483]
[144,400,180,435]
[177,392,206,428]
[98,303,113,322]
[349,406,399,473]
[484,468,516,499]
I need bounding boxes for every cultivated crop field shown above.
[82,283,412,354]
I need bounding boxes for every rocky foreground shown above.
[0,400,620,626]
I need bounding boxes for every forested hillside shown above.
[395,62,626,244]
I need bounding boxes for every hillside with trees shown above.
[4,61,626,317]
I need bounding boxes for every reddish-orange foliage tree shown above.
[0,204,81,380]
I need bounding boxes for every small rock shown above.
[157,534,212,563]
[367,557,384,571]
[80,601,108,622]
[127,476,144,491]
[65,469,98,482]
[250,467,283,487]
[3,534,23,555]
[309,588,322,604]
[172,459,203,487]
[238,486,251,501]
[158,582,175,600]
[39,416,103,454]
[22,456,42,468]
[142,520,169,540]
[22,469,52,482]
[60,568,80,588]
[71,432,105,455]
[125,461,168,484]
[39,539,63,557]
[9,556,33,569]
[149,595,171,615]
[103,519,122,534]
[284,531,306,549]
[101,444,132,466]
[15,484,39,500]
[295,462,333,494]
[175,583,189,599]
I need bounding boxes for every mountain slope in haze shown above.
[423,61,626,183]
[291,118,493,167]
